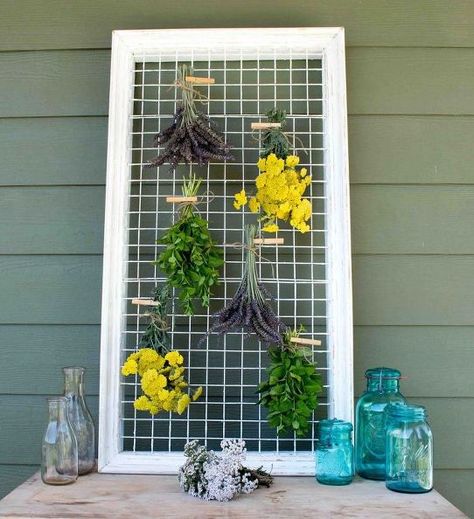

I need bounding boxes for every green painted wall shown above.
[0,1,473,515]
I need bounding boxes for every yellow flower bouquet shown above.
[234,153,312,234]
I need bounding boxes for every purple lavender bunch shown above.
[210,225,285,345]
[147,64,233,169]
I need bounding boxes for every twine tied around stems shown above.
[251,128,309,156]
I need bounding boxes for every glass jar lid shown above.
[386,402,427,421]
[319,418,353,434]
[365,367,401,380]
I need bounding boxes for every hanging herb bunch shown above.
[178,439,273,502]
[233,108,312,234]
[121,286,203,416]
[155,174,223,316]
[147,64,233,169]
[258,326,322,436]
[209,224,285,344]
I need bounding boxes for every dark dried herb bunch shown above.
[140,285,172,353]
[147,64,233,168]
[210,224,285,344]
[258,327,323,437]
[155,174,223,316]
[260,108,291,159]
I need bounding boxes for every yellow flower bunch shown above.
[121,348,203,416]
[233,153,312,233]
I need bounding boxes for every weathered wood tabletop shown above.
[0,472,466,518]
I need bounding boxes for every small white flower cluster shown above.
[178,439,258,502]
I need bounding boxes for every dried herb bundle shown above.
[260,108,290,159]
[147,64,233,168]
[155,174,223,316]
[210,224,285,344]
[258,327,323,436]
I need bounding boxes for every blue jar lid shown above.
[319,418,353,434]
[365,367,401,380]
[386,402,427,420]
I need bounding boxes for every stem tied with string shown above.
[155,173,223,316]
[209,224,286,345]
[147,64,233,169]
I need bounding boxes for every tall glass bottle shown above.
[63,367,95,475]
[41,397,78,485]
[355,367,406,480]
[385,403,433,493]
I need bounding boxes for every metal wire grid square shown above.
[120,48,328,455]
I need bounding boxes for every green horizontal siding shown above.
[1,324,471,399]
[1,0,474,50]
[2,186,474,254]
[1,255,474,326]
[354,326,474,398]
[2,48,474,118]
[3,115,474,187]
[349,115,474,184]
[0,118,107,186]
[0,325,100,395]
[0,187,104,254]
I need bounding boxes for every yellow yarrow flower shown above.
[233,189,247,210]
[177,393,191,414]
[248,197,260,213]
[121,358,138,376]
[285,155,300,168]
[262,223,279,233]
[141,369,167,397]
[165,350,184,367]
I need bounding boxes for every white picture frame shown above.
[99,27,353,475]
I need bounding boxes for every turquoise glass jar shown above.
[315,419,354,485]
[355,367,406,480]
[385,403,433,493]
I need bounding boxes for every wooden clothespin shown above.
[131,298,160,307]
[253,237,284,245]
[251,122,282,130]
[290,337,322,347]
[166,196,198,203]
[185,76,215,85]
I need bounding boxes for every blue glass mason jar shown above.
[355,367,406,480]
[315,419,354,485]
[385,403,433,493]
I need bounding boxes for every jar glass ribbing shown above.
[41,397,78,485]
[315,419,354,486]
[385,403,433,493]
[355,367,406,480]
[63,367,95,475]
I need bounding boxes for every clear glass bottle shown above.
[41,397,78,485]
[355,367,406,480]
[385,403,433,493]
[63,367,95,475]
[315,419,354,486]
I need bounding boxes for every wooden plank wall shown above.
[0,2,473,514]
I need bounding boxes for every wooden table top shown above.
[0,472,466,518]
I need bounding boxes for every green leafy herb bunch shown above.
[155,174,223,316]
[257,327,322,436]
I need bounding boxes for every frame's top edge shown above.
[111,27,345,54]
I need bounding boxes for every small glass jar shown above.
[385,403,433,493]
[63,367,95,475]
[355,367,406,480]
[41,397,78,485]
[315,419,354,485]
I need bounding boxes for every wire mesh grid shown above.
[120,47,328,455]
